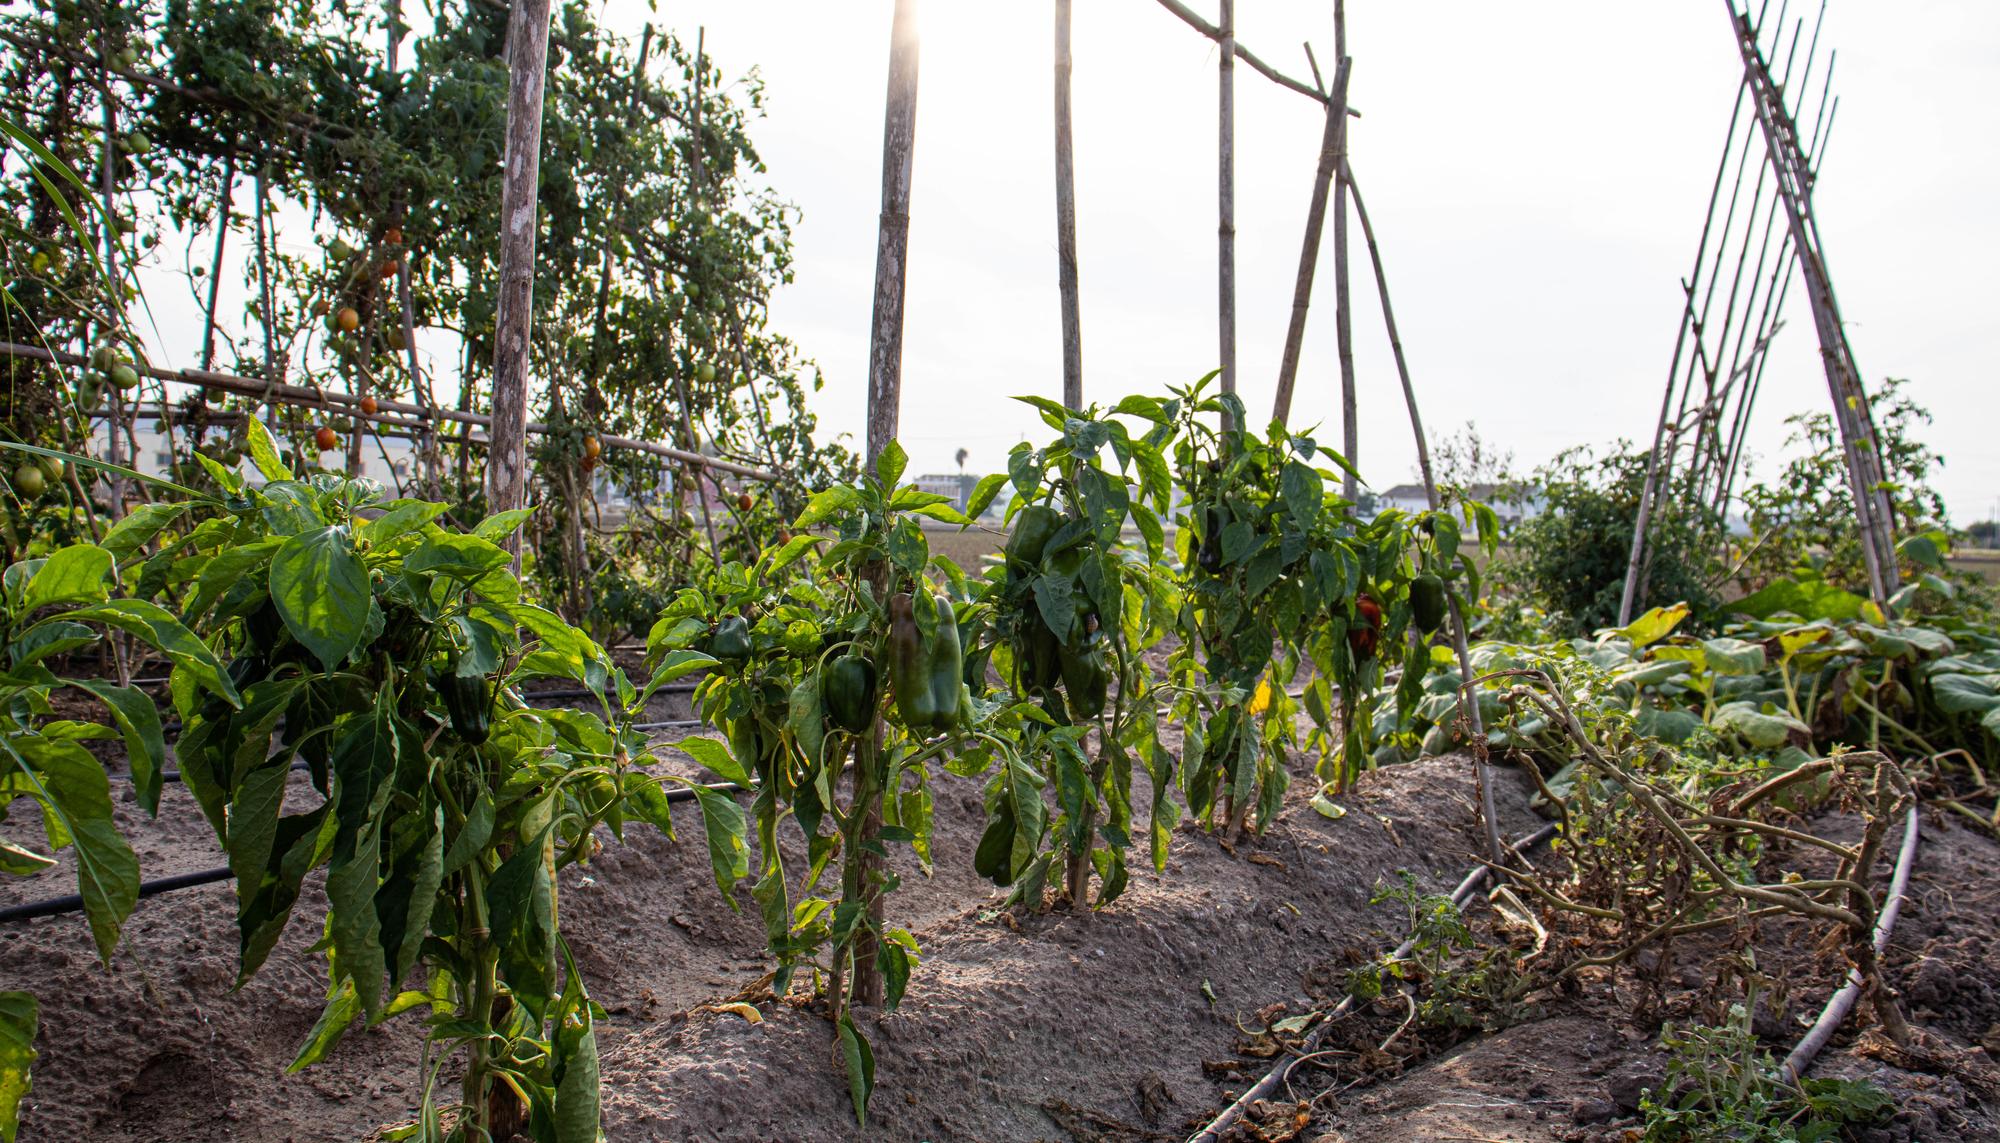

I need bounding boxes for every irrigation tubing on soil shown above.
[1779,800,1922,1083]
[1189,820,1561,1143]
[0,777,747,925]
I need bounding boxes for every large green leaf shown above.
[0,991,34,1143]
[689,785,749,903]
[4,737,140,961]
[270,526,371,671]
[1732,576,1866,622]
[68,679,166,815]
[51,599,238,707]
[1712,702,1808,750]
[99,504,188,563]
[22,545,112,611]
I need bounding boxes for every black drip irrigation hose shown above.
[0,778,749,925]
[1190,821,1561,1143]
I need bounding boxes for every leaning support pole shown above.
[1345,161,1504,867]
[1726,1,1897,603]
[1053,0,1082,409]
[856,0,922,1012]
[1270,57,1351,427]
[1618,78,1751,625]
[484,0,555,545]
[1215,0,1237,420]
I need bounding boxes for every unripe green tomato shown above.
[328,238,355,262]
[684,280,701,300]
[111,364,140,390]
[35,455,66,484]
[696,362,716,384]
[123,131,151,155]
[13,463,46,498]
[90,344,121,370]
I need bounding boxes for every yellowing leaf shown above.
[714,1002,763,1025]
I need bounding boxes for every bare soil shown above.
[4,681,1999,1141]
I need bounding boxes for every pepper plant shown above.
[973,395,1182,908]
[114,422,701,1142]
[0,448,245,1139]
[652,441,1026,1123]
[1165,377,1436,830]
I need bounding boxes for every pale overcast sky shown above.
[608,0,1998,525]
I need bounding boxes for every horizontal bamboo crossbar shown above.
[0,340,781,483]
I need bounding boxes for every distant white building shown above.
[1376,482,1543,526]
[915,473,983,515]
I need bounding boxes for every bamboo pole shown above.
[1053,0,1082,410]
[485,0,555,546]
[97,43,128,521]
[1344,160,1503,867]
[855,0,922,1011]
[681,29,722,563]
[1617,77,1751,625]
[198,152,233,372]
[1149,0,1351,109]
[1270,57,1352,427]
[1216,0,1236,420]
[866,0,921,468]
[1726,2,1896,603]
[1332,0,1357,500]
[0,342,782,482]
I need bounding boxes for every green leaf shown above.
[554,1005,601,1143]
[3,737,139,962]
[1712,702,1808,750]
[287,983,359,1072]
[473,507,535,542]
[689,785,750,903]
[795,485,860,529]
[270,526,371,671]
[1732,576,1867,622]
[674,735,752,787]
[406,532,511,580]
[68,679,166,815]
[964,473,1008,519]
[0,991,35,1143]
[837,1014,876,1127]
[50,599,237,706]
[1897,533,1945,571]
[100,503,187,563]
[23,545,113,610]
[875,440,909,491]
[359,500,447,545]
[1699,637,1767,675]
[1281,461,1322,531]
[241,417,292,482]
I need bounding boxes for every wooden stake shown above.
[1217,0,1236,422]
[1345,161,1503,867]
[1333,1,1357,500]
[199,152,233,372]
[484,0,555,547]
[856,0,922,1010]
[1270,57,1351,427]
[1054,0,1083,410]
[866,0,921,466]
